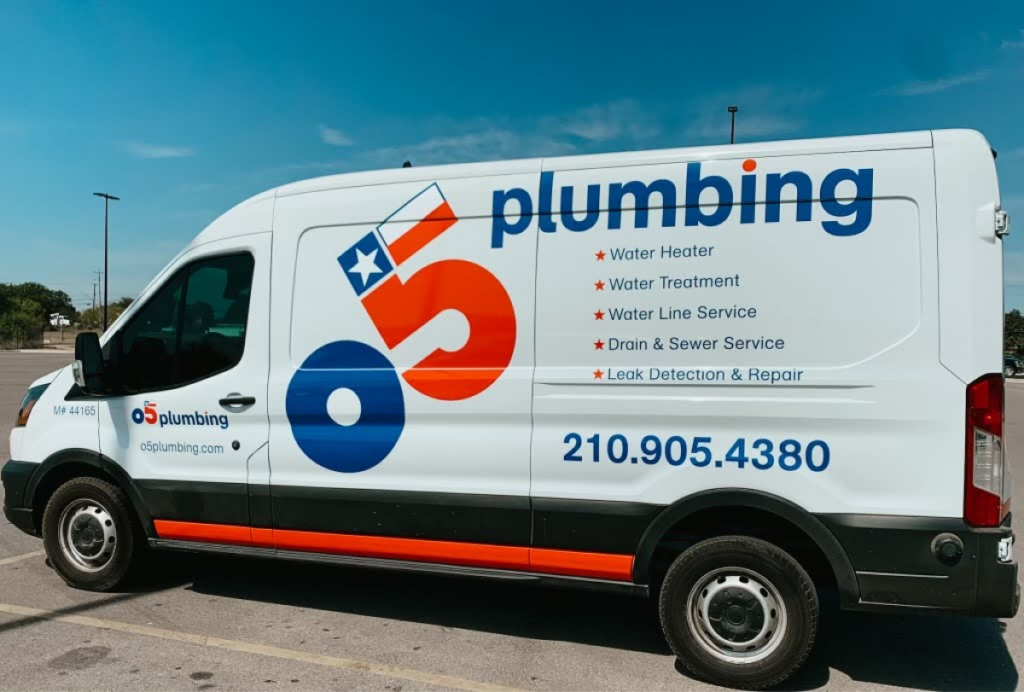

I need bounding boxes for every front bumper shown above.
[819,513,1019,618]
[1,460,40,536]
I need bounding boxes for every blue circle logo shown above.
[285,340,405,473]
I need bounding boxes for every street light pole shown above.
[93,192,120,331]
[728,105,739,144]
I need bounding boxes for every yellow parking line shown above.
[0,602,525,692]
[0,550,44,567]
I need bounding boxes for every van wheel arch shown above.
[634,489,858,605]
[28,449,154,539]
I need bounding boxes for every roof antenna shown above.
[402,160,412,168]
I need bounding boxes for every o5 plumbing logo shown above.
[286,184,517,473]
[131,401,229,429]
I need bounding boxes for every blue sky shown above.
[1,1,1023,310]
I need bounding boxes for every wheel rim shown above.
[686,567,787,664]
[57,499,117,573]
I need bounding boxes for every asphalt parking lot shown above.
[0,351,1021,691]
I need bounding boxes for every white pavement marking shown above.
[0,550,44,567]
[0,602,526,692]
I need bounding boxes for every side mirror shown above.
[73,332,106,395]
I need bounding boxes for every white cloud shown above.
[687,113,802,141]
[1002,30,1024,49]
[177,182,231,192]
[361,129,576,168]
[683,86,822,143]
[880,70,989,96]
[548,100,659,142]
[255,160,351,178]
[262,93,820,183]
[1002,148,1024,160]
[318,124,354,146]
[120,141,196,159]
[256,129,575,183]
[289,101,653,174]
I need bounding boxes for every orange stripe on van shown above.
[387,201,456,265]
[250,527,275,549]
[530,548,634,581]
[273,529,530,571]
[153,519,253,546]
[153,521,633,582]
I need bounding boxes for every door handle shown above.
[220,395,256,407]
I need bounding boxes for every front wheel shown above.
[659,536,818,690]
[1005,366,1015,379]
[42,477,146,591]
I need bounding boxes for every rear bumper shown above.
[1,460,40,536]
[819,513,1019,618]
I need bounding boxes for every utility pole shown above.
[728,105,739,144]
[92,270,102,312]
[93,193,120,331]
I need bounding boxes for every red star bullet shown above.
[594,339,605,350]
[593,369,604,380]
[594,309,605,320]
[594,280,605,291]
[595,250,606,261]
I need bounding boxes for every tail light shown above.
[965,373,1010,527]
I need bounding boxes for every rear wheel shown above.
[42,477,146,591]
[1004,365,1015,379]
[659,536,818,690]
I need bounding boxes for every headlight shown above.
[16,384,49,427]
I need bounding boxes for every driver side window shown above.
[116,253,254,393]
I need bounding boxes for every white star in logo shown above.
[347,248,383,287]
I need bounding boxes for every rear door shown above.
[529,143,954,552]
[97,234,271,537]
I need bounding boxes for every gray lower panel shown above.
[149,538,649,597]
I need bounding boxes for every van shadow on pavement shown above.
[182,554,1017,691]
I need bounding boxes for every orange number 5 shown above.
[361,259,516,401]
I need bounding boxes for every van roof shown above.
[271,130,935,199]
[191,129,967,249]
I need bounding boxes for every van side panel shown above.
[933,129,1004,384]
[530,145,966,546]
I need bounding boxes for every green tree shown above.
[0,282,77,322]
[1006,309,1024,355]
[79,302,130,330]
[0,296,44,347]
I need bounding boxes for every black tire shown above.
[1005,366,1015,379]
[659,536,818,690]
[42,477,146,591]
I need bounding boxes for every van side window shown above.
[117,253,254,393]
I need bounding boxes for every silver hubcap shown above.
[686,567,787,663]
[58,499,117,572]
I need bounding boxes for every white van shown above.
[3,129,1017,689]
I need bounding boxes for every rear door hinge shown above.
[996,208,1011,238]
